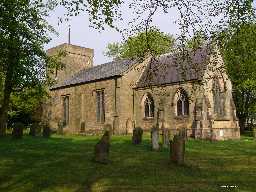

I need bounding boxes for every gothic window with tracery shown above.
[144,94,154,118]
[176,90,189,116]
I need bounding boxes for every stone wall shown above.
[133,80,240,140]
[47,43,94,84]
[48,78,117,134]
[44,47,240,140]
[117,59,150,134]
[46,59,149,135]
[133,82,199,133]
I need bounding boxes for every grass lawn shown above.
[0,135,255,192]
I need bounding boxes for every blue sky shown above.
[45,5,180,65]
[45,1,256,65]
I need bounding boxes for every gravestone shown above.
[151,127,159,151]
[42,122,51,138]
[12,122,24,139]
[58,121,64,134]
[29,122,39,136]
[104,124,112,135]
[94,131,111,164]
[170,132,185,165]
[132,127,143,144]
[162,128,170,148]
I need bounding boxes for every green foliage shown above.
[105,42,123,60]
[186,31,207,50]
[0,135,255,191]
[222,24,256,88]
[8,85,48,124]
[220,23,256,130]
[105,29,175,60]
[0,0,55,133]
[56,0,122,29]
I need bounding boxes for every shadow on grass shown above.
[0,135,255,192]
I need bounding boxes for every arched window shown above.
[144,94,154,118]
[176,90,189,116]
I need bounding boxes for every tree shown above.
[186,31,207,50]
[55,0,122,29]
[105,29,175,60]
[0,0,126,136]
[220,23,256,132]
[0,0,53,136]
[215,0,256,133]
[8,85,48,126]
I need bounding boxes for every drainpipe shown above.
[132,89,135,128]
[113,78,118,134]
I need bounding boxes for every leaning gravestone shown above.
[162,128,170,148]
[170,132,185,165]
[94,131,111,164]
[12,122,24,139]
[151,127,160,151]
[132,127,143,144]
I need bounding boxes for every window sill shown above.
[96,121,105,124]
[174,115,189,120]
[143,117,154,121]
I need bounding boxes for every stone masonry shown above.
[43,43,240,140]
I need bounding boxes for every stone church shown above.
[44,43,240,140]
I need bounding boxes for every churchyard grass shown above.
[0,134,255,192]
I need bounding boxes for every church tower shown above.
[47,43,94,84]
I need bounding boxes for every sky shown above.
[45,1,256,65]
[45,5,180,65]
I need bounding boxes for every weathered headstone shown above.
[12,122,24,139]
[29,122,38,136]
[58,120,64,134]
[104,124,112,135]
[162,128,170,148]
[42,122,51,138]
[94,131,111,164]
[132,127,143,144]
[179,128,187,139]
[170,133,185,165]
[151,127,159,151]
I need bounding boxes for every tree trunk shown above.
[0,76,13,136]
[0,49,16,136]
[239,116,246,134]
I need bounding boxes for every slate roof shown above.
[136,46,212,88]
[51,59,137,90]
